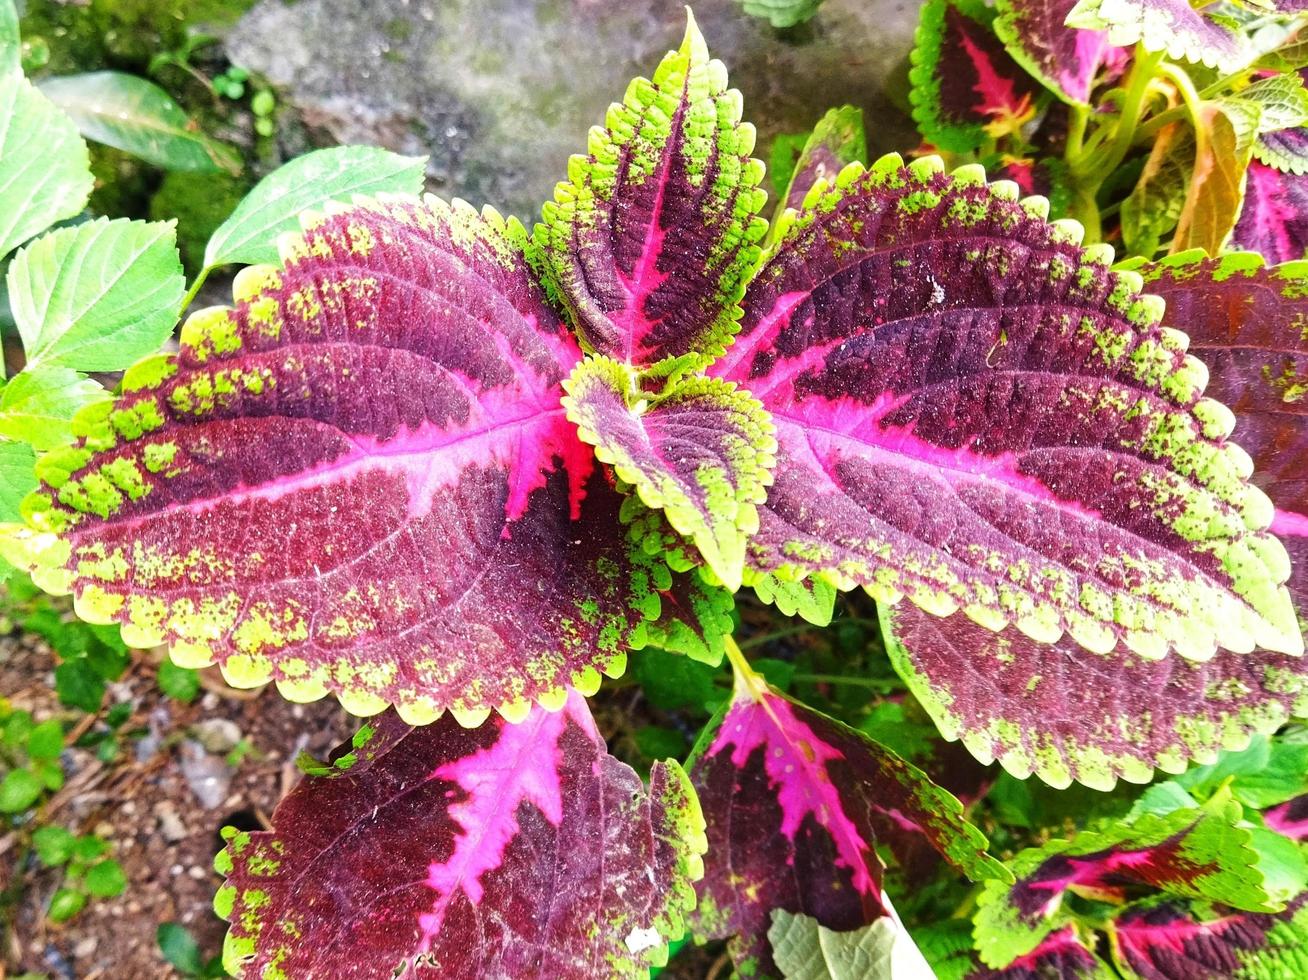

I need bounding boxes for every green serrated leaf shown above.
[746,570,836,626]
[84,857,127,897]
[32,825,77,867]
[25,718,64,761]
[8,217,185,372]
[0,73,92,260]
[38,72,239,173]
[768,908,934,978]
[1243,73,1308,134]
[1248,827,1308,903]
[0,367,108,449]
[53,659,105,713]
[204,146,428,268]
[0,440,36,522]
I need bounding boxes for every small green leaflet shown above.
[8,217,185,372]
[203,146,429,268]
[38,72,240,174]
[0,0,18,76]
[768,910,933,979]
[0,368,109,449]
[0,73,92,259]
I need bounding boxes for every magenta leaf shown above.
[910,0,1040,153]
[1265,795,1308,840]
[534,15,768,369]
[1255,125,1308,176]
[974,798,1274,969]
[3,197,685,723]
[688,676,1005,976]
[563,357,776,590]
[1232,160,1308,264]
[881,602,1308,791]
[1065,0,1249,71]
[994,0,1120,105]
[216,693,704,978]
[1109,895,1308,979]
[712,153,1300,662]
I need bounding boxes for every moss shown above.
[149,170,249,274]
[87,145,155,221]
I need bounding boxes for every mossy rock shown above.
[148,169,249,275]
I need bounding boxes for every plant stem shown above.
[723,634,768,702]
[1065,104,1089,160]
[1085,46,1164,181]
[178,265,214,319]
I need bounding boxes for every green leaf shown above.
[633,724,688,761]
[0,440,36,522]
[72,834,109,862]
[1173,100,1260,254]
[157,922,206,977]
[1173,735,1308,810]
[734,0,824,30]
[38,72,239,173]
[26,718,64,761]
[54,659,105,712]
[1242,73,1308,135]
[632,647,721,711]
[0,73,92,259]
[33,826,77,866]
[0,768,42,812]
[8,217,185,372]
[768,909,934,978]
[1121,121,1192,258]
[203,146,428,268]
[157,660,200,703]
[0,367,109,449]
[47,887,86,922]
[0,0,18,76]
[1248,827,1308,903]
[84,858,127,897]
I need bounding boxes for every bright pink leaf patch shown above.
[11,197,677,722]
[688,680,1003,976]
[535,17,767,368]
[216,693,704,978]
[712,156,1300,663]
[1231,160,1308,264]
[994,0,1119,105]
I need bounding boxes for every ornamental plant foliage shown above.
[5,2,1308,977]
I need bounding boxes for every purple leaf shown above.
[882,602,1308,790]
[910,0,1040,154]
[1109,895,1308,979]
[534,15,768,368]
[216,693,704,978]
[1264,795,1308,840]
[970,926,1114,979]
[563,357,776,590]
[994,0,1120,105]
[4,197,676,723]
[1232,159,1308,264]
[975,798,1274,968]
[1256,125,1308,176]
[688,677,1004,976]
[712,154,1301,663]
[1065,0,1249,71]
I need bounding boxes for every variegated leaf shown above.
[1233,159,1308,262]
[994,0,1120,105]
[1065,0,1249,71]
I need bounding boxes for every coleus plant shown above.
[3,6,1308,980]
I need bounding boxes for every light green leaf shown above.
[0,768,42,813]
[768,909,934,979]
[84,857,128,898]
[1121,121,1192,258]
[0,0,18,77]
[8,217,185,372]
[735,0,824,29]
[0,73,92,259]
[1248,827,1308,903]
[204,145,428,268]
[1242,73,1308,134]
[0,439,36,521]
[38,71,239,174]
[0,367,108,449]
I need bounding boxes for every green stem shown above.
[1084,46,1164,181]
[178,264,214,319]
[1065,105,1090,160]
[723,634,768,701]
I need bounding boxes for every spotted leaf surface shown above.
[3,196,671,724]
[1232,161,1308,263]
[974,800,1273,969]
[910,0,1039,154]
[688,678,1003,977]
[712,154,1300,662]
[563,357,775,590]
[994,0,1118,105]
[1131,251,1308,632]
[534,16,767,368]
[216,693,705,979]
[1109,895,1308,979]
[881,602,1308,791]
[1065,0,1248,71]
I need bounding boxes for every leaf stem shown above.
[1085,46,1164,181]
[723,634,768,702]
[177,265,214,319]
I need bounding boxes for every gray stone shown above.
[229,0,918,220]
